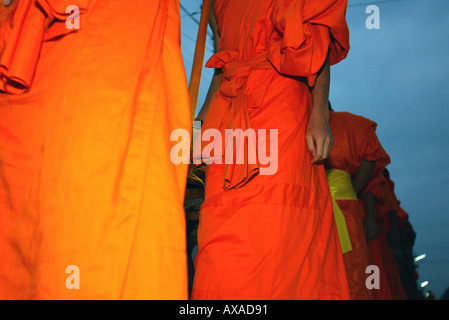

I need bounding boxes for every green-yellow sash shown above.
[326,169,358,254]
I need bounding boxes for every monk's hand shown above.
[305,109,333,165]
[364,216,378,240]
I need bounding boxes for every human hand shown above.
[305,111,333,165]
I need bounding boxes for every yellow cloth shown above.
[326,169,357,254]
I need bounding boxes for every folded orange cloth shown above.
[0,0,89,94]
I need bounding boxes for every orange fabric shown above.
[326,113,396,300]
[363,174,397,219]
[0,0,190,299]
[364,172,407,300]
[384,176,409,230]
[324,111,389,300]
[192,0,350,300]
[0,0,89,94]
[377,219,407,300]
[336,200,372,300]
[358,200,392,300]
[379,174,407,300]
[326,112,390,176]
[196,0,350,191]
[366,240,393,299]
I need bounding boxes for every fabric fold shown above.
[196,0,350,191]
[267,0,350,86]
[194,51,273,190]
[0,0,89,94]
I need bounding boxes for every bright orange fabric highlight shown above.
[0,0,190,299]
[192,0,351,300]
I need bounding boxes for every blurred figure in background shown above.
[362,168,407,300]
[325,104,390,299]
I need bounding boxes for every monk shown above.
[0,0,190,299]
[192,0,351,299]
[383,169,418,299]
[383,169,404,265]
[362,169,407,300]
[324,106,390,300]
[359,189,393,300]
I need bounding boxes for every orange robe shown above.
[325,111,389,300]
[384,175,411,300]
[0,0,190,299]
[385,177,408,230]
[359,175,392,300]
[363,173,407,300]
[192,0,351,299]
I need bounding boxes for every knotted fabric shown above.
[194,0,349,190]
[268,0,349,86]
[193,50,274,190]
